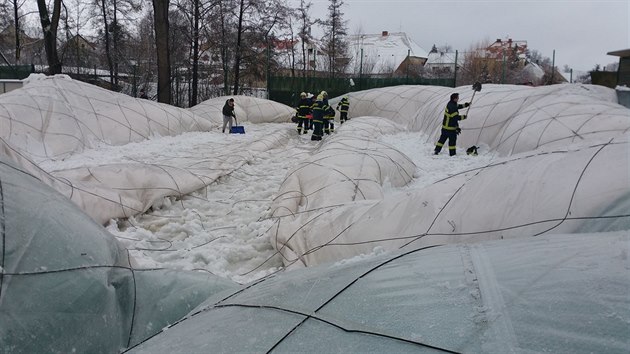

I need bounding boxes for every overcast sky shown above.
[295,0,629,72]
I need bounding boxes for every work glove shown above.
[464,102,470,107]
[456,128,461,135]
[460,114,466,120]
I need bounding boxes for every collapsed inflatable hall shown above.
[268,84,629,268]
[1,75,629,353]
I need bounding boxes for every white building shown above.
[424,49,463,76]
[347,31,429,76]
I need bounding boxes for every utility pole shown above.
[405,49,410,83]
[453,50,458,87]
[359,47,363,90]
[551,50,556,84]
[501,49,506,84]
[266,40,271,99]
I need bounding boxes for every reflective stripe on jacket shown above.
[337,98,349,112]
[296,98,312,118]
[312,100,325,121]
[442,100,466,130]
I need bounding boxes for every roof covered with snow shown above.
[346,32,429,75]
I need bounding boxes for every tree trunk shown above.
[100,0,114,84]
[12,0,20,63]
[153,0,171,104]
[112,0,119,86]
[36,0,62,74]
[191,0,199,106]
[232,0,244,95]
[301,38,308,77]
[219,2,229,95]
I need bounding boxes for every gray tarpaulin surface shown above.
[0,158,240,353]
[127,232,630,353]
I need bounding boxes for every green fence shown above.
[0,65,35,80]
[268,76,455,106]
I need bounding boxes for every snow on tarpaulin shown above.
[0,74,214,160]
[0,157,240,353]
[347,83,625,155]
[189,94,295,124]
[126,232,630,353]
[269,84,630,268]
[0,75,295,224]
[269,117,417,267]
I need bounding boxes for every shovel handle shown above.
[466,90,477,115]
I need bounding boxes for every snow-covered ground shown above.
[96,124,492,284]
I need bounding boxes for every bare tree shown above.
[296,0,317,77]
[232,0,285,95]
[206,0,236,95]
[129,11,156,95]
[10,0,30,63]
[91,0,141,86]
[94,0,114,83]
[60,0,95,73]
[321,0,348,78]
[37,0,62,74]
[0,0,28,64]
[0,1,9,29]
[191,0,201,105]
[174,0,219,106]
[152,0,171,103]
[231,0,245,95]
[280,7,297,77]
[169,7,193,106]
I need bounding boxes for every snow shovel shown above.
[230,116,245,134]
[466,81,482,115]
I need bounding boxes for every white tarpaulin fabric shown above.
[189,94,295,124]
[1,75,629,353]
[0,75,295,224]
[126,232,630,354]
[0,74,213,160]
[0,158,240,353]
[270,84,630,268]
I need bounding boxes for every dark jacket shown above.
[312,99,325,121]
[337,97,349,112]
[442,100,467,130]
[297,98,312,118]
[222,100,235,117]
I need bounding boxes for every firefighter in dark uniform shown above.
[311,93,325,141]
[296,92,311,134]
[434,93,470,156]
[319,91,334,135]
[337,95,350,124]
[324,106,335,133]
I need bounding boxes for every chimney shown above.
[496,38,502,43]
[508,38,512,47]
[382,31,389,37]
